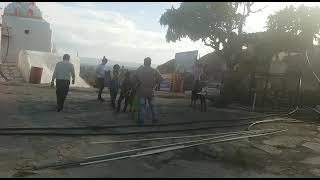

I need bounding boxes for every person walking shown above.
[96,56,108,102]
[191,61,203,105]
[135,57,163,125]
[109,64,121,108]
[117,71,132,112]
[51,54,75,112]
[119,65,125,84]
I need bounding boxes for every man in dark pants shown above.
[96,56,108,102]
[135,57,163,125]
[117,71,132,112]
[51,54,75,112]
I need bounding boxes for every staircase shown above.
[0,62,25,83]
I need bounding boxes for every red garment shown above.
[28,2,35,16]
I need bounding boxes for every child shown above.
[191,80,206,107]
[109,64,120,109]
[117,71,132,112]
[129,75,140,122]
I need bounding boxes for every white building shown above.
[1,2,51,63]
[0,2,89,87]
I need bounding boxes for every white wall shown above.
[18,50,89,88]
[1,15,51,63]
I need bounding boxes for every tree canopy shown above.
[267,5,320,50]
[159,3,320,106]
[159,2,268,70]
[160,2,238,50]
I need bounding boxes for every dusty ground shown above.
[1,82,320,178]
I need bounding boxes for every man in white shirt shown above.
[51,54,75,112]
[96,56,108,102]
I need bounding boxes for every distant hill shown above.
[80,57,158,70]
[157,59,175,74]
[80,57,140,70]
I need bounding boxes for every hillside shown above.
[157,59,175,74]
[80,57,142,70]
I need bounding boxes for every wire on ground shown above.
[33,128,285,170]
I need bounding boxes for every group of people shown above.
[51,54,163,125]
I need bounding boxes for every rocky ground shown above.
[1,82,320,178]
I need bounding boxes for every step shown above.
[1,64,17,67]
[1,64,17,68]
[1,61,17,64]
[12,75,23,78]
[3,71,18,74]
[3,71,20,74]
[2,69,20,74]
[1,68,19,71]
[0,78,6,82]
[0,62,24,83]
[2,73,23,79]
[3,73,22,76]
[13,78,24,82]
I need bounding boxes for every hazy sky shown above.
[1,2,320,65]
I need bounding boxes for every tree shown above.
[267,5,320,51]
[159,2,267,70]
[159,2,271,107]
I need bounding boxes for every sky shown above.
[1,2,320,66]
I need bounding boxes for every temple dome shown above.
[3,2,42,19]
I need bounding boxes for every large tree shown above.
[159,2,267,70]
[267,5,320,51]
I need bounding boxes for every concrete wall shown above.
[1,15,51,63]
[18,50,89,88]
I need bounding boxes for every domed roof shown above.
[3,2,42,19]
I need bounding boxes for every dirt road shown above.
[0,82,320,178]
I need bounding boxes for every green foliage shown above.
[159,3,320,107]
[267,5,320,50]
[160,2,245,53]
[159,2,274,72]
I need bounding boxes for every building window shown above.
[24,30,30,34]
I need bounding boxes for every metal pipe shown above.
[0,111,290,131]
[304,106,320,115]
[87,129,270,160]
[0,122,255,136]
[89,129,277,162]
[90,128,277,144]
[247,72,309,131]
[247,106,300,130]
[305,51,320,84]
[78,129,288,167]
[33,128,283,170]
